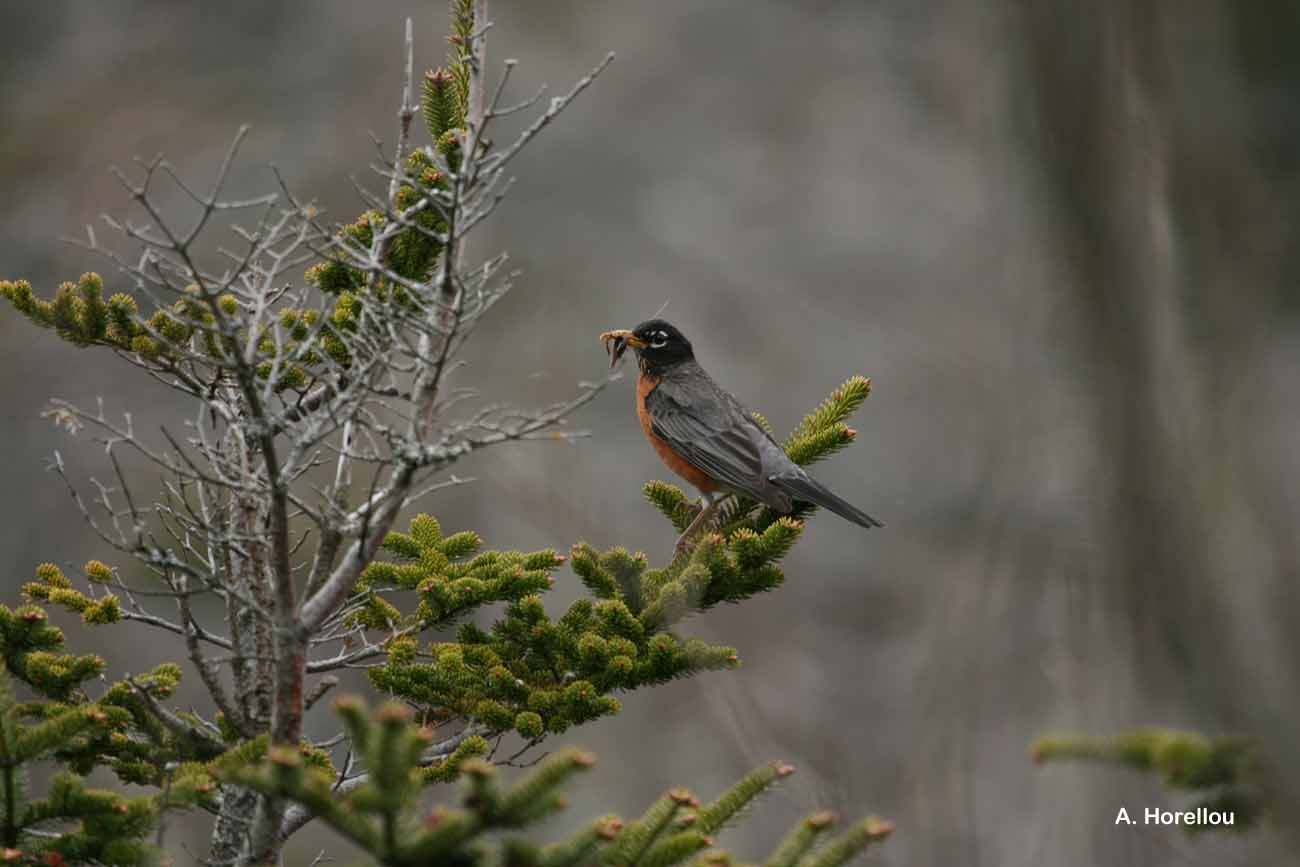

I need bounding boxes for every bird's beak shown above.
[599,329,645,368]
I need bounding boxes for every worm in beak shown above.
[599,329,643,368]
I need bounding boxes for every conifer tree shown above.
[0,3,888,864]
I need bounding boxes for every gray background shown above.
[2,1,1299,864]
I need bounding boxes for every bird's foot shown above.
[673,521,714,559]
[673,495,722,560]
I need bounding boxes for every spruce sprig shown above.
[1031,728,1262,832]
[226,700,890,867]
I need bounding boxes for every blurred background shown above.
[3,1,1299,864]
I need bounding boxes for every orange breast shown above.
[636,373,719,493]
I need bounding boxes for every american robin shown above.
[600,319,882,554]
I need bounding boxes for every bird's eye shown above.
[650,331,669,349]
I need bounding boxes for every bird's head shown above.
[600,319,694,372]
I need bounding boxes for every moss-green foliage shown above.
[597,764,804,867]
[218,699,487,860]
[764,810,838,867]
[0,656,199,865]
[11,564,224,780]
[13,774,159,866]
[390,152,448,280]
[0,275,222,364]
[2,262,406,398]
[356,513,562,632]
[447,0,475,111]
[0,274,110,347]
[302,0,473,329]
[423,66,464,145]
[23,563,121,626]
[0,602,106,705]
[1032,728,1263,832]
[783,376,870,456]
[366,378,875,742]
[0,568,229,863]
[227,699,891,867]
[220,699,593,866]
[419,0,475,166]
[365,519,740,739]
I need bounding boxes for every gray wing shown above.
[644,366,793,511]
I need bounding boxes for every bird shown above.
[599,319,882,555]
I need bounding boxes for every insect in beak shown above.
[599,329,644,368]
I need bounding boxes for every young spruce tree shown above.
[0,3,889,864]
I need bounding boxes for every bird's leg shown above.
[675,492,722,557]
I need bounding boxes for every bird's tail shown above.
[771,472,884,529]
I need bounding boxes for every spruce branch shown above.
[1032,728,1263,832]
[226,701,888,867]
[765,811,839,867]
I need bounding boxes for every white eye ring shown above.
[650,330,669,349]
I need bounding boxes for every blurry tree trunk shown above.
[1010,0,1299,831]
